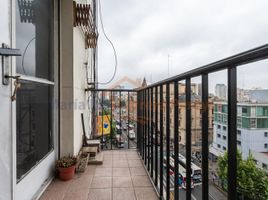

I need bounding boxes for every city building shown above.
[251,150,268,173]
[160,83,214,153]
[176,96,214,151]
[101,76,141,123]
[210,102,268,159]
[215,84,227,100]
[248,89,268,103]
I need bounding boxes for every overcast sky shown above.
[97,0,268,90]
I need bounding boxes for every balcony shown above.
[40,150,158,200]
[2,0,268,200]
[32,45,268,200]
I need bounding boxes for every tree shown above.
[217,151,268,200]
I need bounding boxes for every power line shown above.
[97,0,118,85]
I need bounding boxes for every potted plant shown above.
[56,156,77,181]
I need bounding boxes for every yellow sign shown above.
[97,115,111,136]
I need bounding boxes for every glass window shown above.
[242,107,250,117]
[217,134,221,138]
[214,113,218,122]
[237,141,241,146]
[214,104,218,112]
[16,0,54,80]
[222,105,228,113]
[257,119,268,128]
[16,81,53,180]
[16,0,54,182]
[217,144,221,148]
[242,118,250,128]
[256,107,268,117]
[265,132,268,137]
[223,136,226,140]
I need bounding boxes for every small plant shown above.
[56,156,77,168]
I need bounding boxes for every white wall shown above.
[212,123,228,153]
[241,129,268,158]
[60,0,94,156]
[252,150,268,172]
[60,0,74,156]
[212,122,268,159]
[73,27,89,155]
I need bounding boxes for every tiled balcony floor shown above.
[40,150,158,200]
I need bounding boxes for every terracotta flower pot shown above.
[58,165,76,181]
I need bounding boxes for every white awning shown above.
[209,146,224,157]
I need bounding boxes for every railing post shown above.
[186,78,192,200]
[151,87,154,178]
[160,85,164,198]
[119,91,122,148]
[137,92,140,152]
[154,86,158,187]
[166,83,170,200]
[144,90,148,166]
[111,91,113,150]
[174,81,179,200]
[102,91,104,150]
[202,74,209,200]
[143,90,145,160]
[128,92,130,149]
[228,66,237,200]
[147,89,150,171]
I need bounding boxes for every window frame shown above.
[15,0,56,182]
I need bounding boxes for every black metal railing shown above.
[136,44,268,200]
[91,89,137,150]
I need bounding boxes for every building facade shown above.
[159,83,214,153]
[211,102,268,159]
[215,84,227,100]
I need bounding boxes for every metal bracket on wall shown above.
[0,43,21,85]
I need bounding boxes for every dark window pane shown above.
[16,0,53,80]
[16,81,53,180]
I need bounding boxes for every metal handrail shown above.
[136,44,268,200]
[137,44,268,90]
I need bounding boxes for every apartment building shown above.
[160,83,214,153]
[215,84,227,100]
[211,102,268,159]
